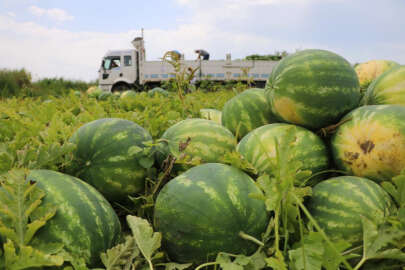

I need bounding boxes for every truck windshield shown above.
[103,58,111,70]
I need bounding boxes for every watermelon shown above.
[363,65,405,105]
[148,87,169,97]
[156,118,236,167]
[331,105,405,182]
[67,118,153,201]
[120,90,137,99]
[154,163,268,263]
[222,88,277,139]
[199,108,222,125]
[307,176,392,244]
[355,60,399,90]
[266,49,361,130]
[97,91,112,101]
[236,123,329,185]
[87,86,103,98]
[28,170,121,266]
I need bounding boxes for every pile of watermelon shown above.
[3,49,405,268]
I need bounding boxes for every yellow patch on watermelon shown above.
[336,121,405,181]
[273,97,303,125]
[355,60,398,88]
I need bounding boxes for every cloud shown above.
[28,5,74,22]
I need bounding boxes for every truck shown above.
[98,36,279,92]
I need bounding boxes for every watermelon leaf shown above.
[100,236,139,270]
[158,262,192,270]
[353,216,405,269]
[381,172,405,208]
[3,239,64,270]
[288,232,324,270]
[288,232,352,270]
[0,169,65,269]
[265,251,288,270]
[127,215,162,270]
[139,157,155,169]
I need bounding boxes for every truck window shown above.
[110,57,121,69]
[124,55,132,66]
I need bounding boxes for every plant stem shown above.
[195,262,219,270]
[239,231,264,246]
[274,204,281,253]
[292,193,354,270]
[147,259,154,270]
[353,258,366,270]
[297,203,307,270]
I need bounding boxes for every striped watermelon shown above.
[331,105,405,182]
[236,123,329,185]
[97,91,112,101]
[67,118,153,201]
[156,118,236,167]
[28,170,121,266]
[222,88,277,139]
[363,65,405,105]
[355,60,399,90]
[307,176,392,244]
[199,108,222,125]
[148,87,169,97]
[154,163,268,263]
[266,49,360,130]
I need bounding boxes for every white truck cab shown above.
[98,37,279,92]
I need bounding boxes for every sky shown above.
[0,0,404,81]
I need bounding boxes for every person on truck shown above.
[195,49,209,60]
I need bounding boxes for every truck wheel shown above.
[112,83,131,92]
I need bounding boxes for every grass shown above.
[0,68,96,99]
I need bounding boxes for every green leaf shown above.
[288,232,324,270]
[322,240,352,270]
[160,262,192,270]
[362,217,401,260]
[216,253,248,270]
[3,239,64,270]
[265,251,288,270]
[100,236,140,270]
[0,169,57,246]
[127,215,162,270]
[353,216,405,269]
[139,157,155,169]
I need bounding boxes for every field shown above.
[1,57,405,270]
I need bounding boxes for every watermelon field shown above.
[1,49,405,270]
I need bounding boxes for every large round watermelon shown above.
[67,118,153,201]
[28,170,121,267]
[222,88,277,139]
[266,49,360,130]
[154,163,268,263]
[156,118,236,167]
[363,65,405,105]
[307,176,392,244]
[331,105,405,182]
[355,60,399,89]
[237,123,329,185]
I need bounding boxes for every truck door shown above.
[100,56,122,87]
[122,54,137,83]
